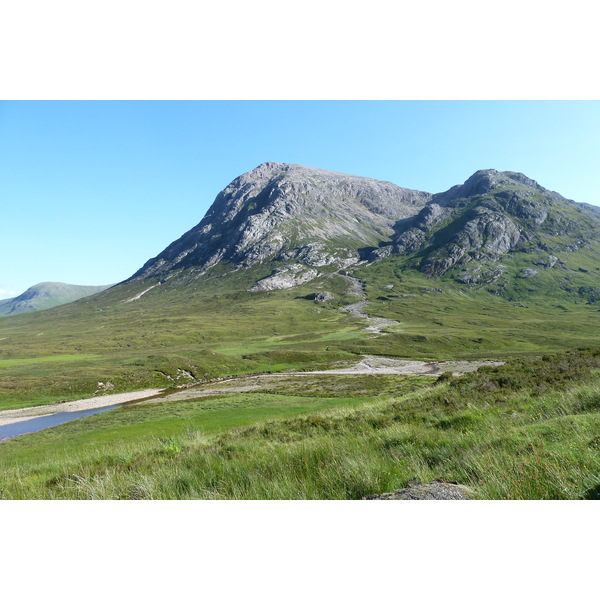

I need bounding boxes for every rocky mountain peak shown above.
[381,168,600,281]
[124,163,600,299]
[434,169,549,205]
[131,163,432,287]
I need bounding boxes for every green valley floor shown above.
[1,349,600,500]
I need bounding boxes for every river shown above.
[0,405,120,442]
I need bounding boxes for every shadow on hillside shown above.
[582,483,600,500]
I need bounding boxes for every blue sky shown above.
[1,100,599,298]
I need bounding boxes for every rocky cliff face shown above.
[376,169,600,279]
[126,164,600,297]
[130,162,431,288]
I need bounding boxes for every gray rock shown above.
[249,266,318,292]
[392,228,429,255]
[456,264,508,286]
[364,479,475,500]
[131,162,431,283]
[372,245,392,260]
[518,268,539,278]
[307,291,334,302]
[533,255,558,268]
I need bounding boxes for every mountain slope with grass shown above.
[0,282,113,316]
[1,164,600,411]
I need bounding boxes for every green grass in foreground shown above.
[2,351,600,499]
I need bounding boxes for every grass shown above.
[0,354,99,367]
[1,229,600,498]
[2,350,600,499]
[0,278,364,408]
[2,255,600,410]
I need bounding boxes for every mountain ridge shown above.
[0,282,113,316]
[122,163,600,300]
[129,162,432,289]
[360,168,600,293]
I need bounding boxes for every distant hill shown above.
[0,282,113,316]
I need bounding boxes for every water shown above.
[0,405,120,442]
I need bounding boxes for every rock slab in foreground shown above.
[364,479,475,500]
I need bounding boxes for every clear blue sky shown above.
[1,100,599,298]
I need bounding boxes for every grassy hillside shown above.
[1,258,600,410]
[3,167,600,412]
[0,282,112,316]
[2,349,600,499]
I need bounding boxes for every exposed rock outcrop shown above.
[131,162,431,288]
[518,268,539,279]
[380,169,600,281]
[248,265,318,292]
[305,291,334,302]
[364,478,475,500]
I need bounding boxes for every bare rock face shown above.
[123,164,600,298]
[421,206,523,276]
[248,265,318,292]
[131,163,431,287]
[384,169,600,279]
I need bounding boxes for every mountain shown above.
[0,282,113,316]
[130,162,431,291]
[369,169,600,301]
[3,163,600,413]
[124,163,600,303]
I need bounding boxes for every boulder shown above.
[364,478,475,500]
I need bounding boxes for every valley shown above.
[2,349,600,499]
[2,162,600,499]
